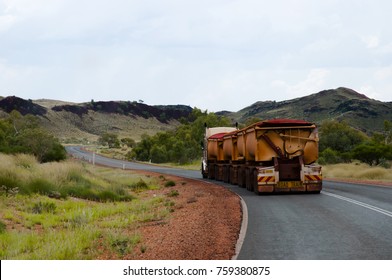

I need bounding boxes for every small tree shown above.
[98,132,120,148]
[121,137,136,148]
[351,142,392,166]
[150,144,168,163]
[319,120,367,153]
[318,148,342,165]
[16,128,66,162]
[384,120,392,145]
[0,112,66,162]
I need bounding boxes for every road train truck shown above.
[201,119,322,194]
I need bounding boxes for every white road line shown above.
[323,191,392,219]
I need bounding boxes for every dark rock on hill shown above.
[0,97,193,142]
[52,104,88,116]
[0,96,47,116]
[52,101,192,123]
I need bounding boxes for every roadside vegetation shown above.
[93,112,392,176]
[96,112,392,169]
[322,162,392,182]
[128,108,231,164]
[0,110,66,162]
[318,119,392,182]
[318,120,392,168]
[94,108,231,165]
[0,154,178,259]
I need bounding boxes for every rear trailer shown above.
[202,119,322,194]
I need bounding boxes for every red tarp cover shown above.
[208,119,313,139]
[253,119,313,127]
[208,132,228,140]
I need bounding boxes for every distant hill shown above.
[1,87,391,142]
[217,87,392,134]
[0,96,193,143]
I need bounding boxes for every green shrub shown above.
[67,170,90,185]
[25,179,56,196]
[109,233,140,256]
[318,148,342,165]
[164,180,176,187]
[64,184,132,202]
[97,190,119,202]
[130,179,149,190]
[319,120,367,153]
[0,113,66,163]
[108,187,134,202]
[352,142,392,166]
[31,201,57,214]
[64,185,99,201]
[0,173,21,192]
[167,190,179,197]
[66,212,91,228]
[42,142,67,162]
[0,220,6,234]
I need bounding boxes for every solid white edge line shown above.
[323,191,392,218]
[232,196,248,260]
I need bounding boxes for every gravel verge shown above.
[124,172,242,260]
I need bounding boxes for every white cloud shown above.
[271,69,330,99]
[1,0,392,111]
[0,14,16,32]
[375,67,392,80]
[358,85,383,100]
[361,35,380,49]
[0,60,17,80]
[375,42,392,55]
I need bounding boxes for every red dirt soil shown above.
[122,172,242,260]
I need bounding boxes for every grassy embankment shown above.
[0,153,179,259]
[322,162,392,183]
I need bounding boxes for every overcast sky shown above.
[1,0,392,112]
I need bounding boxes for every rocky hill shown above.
[0,96,47,116]
[217,87,392,133]
[0,96,193,143]
[1,87,391,142]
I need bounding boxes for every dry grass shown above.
[322,162,392,182]
[0,153,174,259]
[0,153,85,188]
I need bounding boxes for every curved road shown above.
[67,146,392,260]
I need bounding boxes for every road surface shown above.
[67,146,392,259]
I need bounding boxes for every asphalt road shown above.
[67,146,392,260]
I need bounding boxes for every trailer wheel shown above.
[208,164,215,179]
[238,167,245,188]
[223,165,230,183]
[245,168,254,192]
[214,164,219,180]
